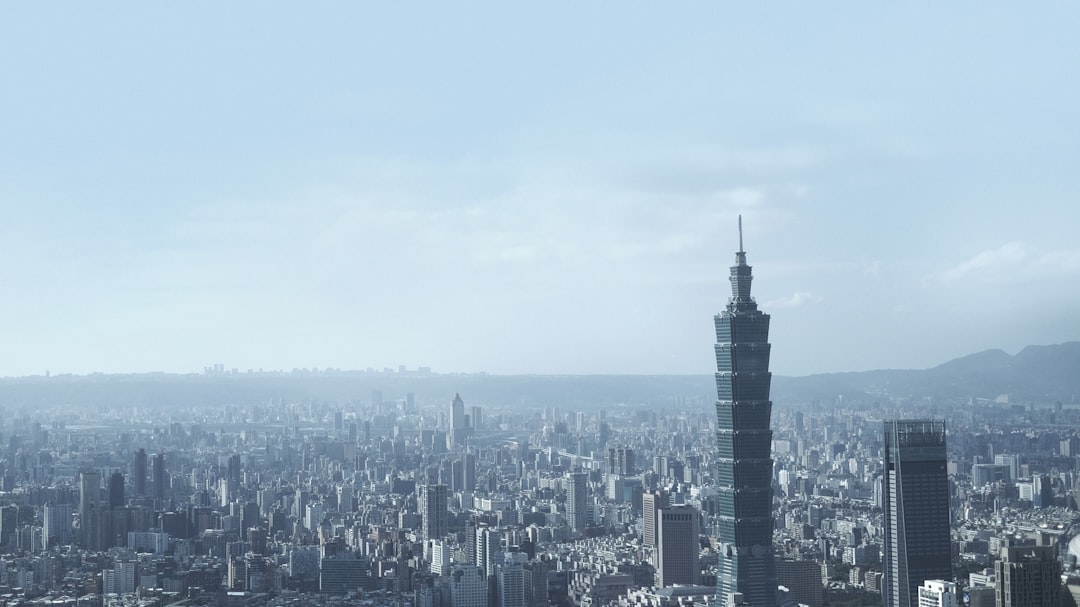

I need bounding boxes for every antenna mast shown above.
[738,214,744,253]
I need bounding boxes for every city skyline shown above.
[2,5,1078,378]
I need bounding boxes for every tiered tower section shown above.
[714,219,777,607]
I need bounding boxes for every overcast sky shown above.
[0,4,1077,377]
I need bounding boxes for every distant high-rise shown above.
[450,393,468,450]
[420,484,448,557]
[152,453,166,501]
[108,471,125,509]
[43,503,74,546]
[450,565,489,607]
[607,448,635,476]
[642,490,669,548]
[566,472,587,532]
[656,505,700,587]
[883,420,951,607]
[78,471,101,546]
[715,218,777,607]
[476,525,502,577]
[995,546,1061,607]
[134,448,147,497]
[499,552,528,607]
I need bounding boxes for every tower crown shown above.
[728,215,757,310]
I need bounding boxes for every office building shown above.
[918,580,957,607]
[643,490,669,548]
[43,503,74,546]
[524,559,549,607]
[450,565,489,607]
[656,505,700,587]
[450,393,468,450]
[476,525,502,577]
[152,453,166,501]
[714,219,778,607]
[776,560,824,607]
[421,484,448,557]
[108,472,125,509]
[134,448,147,497]
[883,420,951,607]
[499,552,528,607]
[995,546,1061,607]
[566,472,588,532]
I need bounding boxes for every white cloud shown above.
[939,242,1080,284]
[764,291,823,309]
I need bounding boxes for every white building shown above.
[918,580,957,607]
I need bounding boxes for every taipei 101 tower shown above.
[714,217,777,607]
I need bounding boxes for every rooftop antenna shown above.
[738,214,744,253]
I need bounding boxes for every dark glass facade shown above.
[882,419,951,607]
[715,241,777,607]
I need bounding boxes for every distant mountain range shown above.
[772,341,1080,405]
[0,342,1076,410]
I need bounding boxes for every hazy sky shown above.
[1,4,1077,377]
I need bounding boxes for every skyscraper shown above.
[78,471,101,546]
[883,420,951,607]
[108,471,125,509]
[420,484,448,557]
[566,472,587,532]
[134,448,147,497]
[499,552,528,607]
[656,505,700,587]
[994,546,1061,607]
[450,393,468,450]
[642,490,669,548]
[152,453,166,501]
[715,219,777,607]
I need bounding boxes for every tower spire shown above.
[738,214,744,254]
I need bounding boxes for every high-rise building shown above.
[499,552,528,607]
[0,505,16,549]
[714,219,777,607]
[994,546,1061,607]
[108,472,125,509]
[152,453,166,501]
[134,448,147,497]
[642,490,669,548]
[918,580,957,607]
[431,539,452,576]
[420,484,448,557]
[43,503,74,546]
[78,471,101,546]
[450,393,468,450]
[607,448,635,476]
[656,505,700,587]
[776,560,824,607]
[450,565,489,607]
[883,420,951,607]
[566,472,587,532]
[524,559,549,607]
[476,525,502,577]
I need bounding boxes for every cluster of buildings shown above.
[0,232,1077,607]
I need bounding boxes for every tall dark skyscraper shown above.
[714,219,777,607]
[883,419,951,607]
[152,453,166,501]
[108,471,125,508]
[134,448,147,497]
[995,546,1061,607]
[566,471,588,532]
